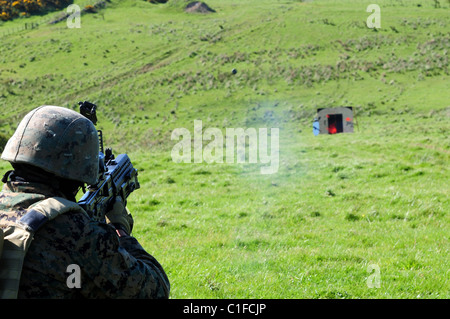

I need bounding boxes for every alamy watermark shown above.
[67,4,81,29]
[64,3,381,30]
[366,4,381,29]
[367,264,381,288]
[171,120,279,174]
[66,264,81,288]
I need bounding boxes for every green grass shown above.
[0,0,449,298]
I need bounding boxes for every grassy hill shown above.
[0,0,449,298]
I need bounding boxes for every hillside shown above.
[0,0,449,299]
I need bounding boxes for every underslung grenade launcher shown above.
[77,101,140,221]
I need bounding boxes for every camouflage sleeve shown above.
[118,235,171,298]
[17,207,170,299]
[76,221,170,299]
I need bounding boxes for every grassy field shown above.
[0,0,449,298]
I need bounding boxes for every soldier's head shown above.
[1,105,99,196]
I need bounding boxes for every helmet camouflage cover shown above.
[1,105,99,185]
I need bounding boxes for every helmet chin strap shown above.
[11,163,61,187]
[1,170,14,183]
[7,163,83,202]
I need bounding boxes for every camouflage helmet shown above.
[1,105,99,185]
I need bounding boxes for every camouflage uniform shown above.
[0,176,170,298]
[0,105,170,299]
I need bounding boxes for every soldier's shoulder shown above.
[47,208,117,243]
[0,189,46,227]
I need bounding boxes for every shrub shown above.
[0,0,73,21]
[84,4,96,13]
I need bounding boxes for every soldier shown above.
[0,105,170,298]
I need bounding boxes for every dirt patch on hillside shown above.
[185,2,216,13]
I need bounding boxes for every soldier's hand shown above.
[105,196,134,235]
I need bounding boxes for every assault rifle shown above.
[77,101,140,221]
